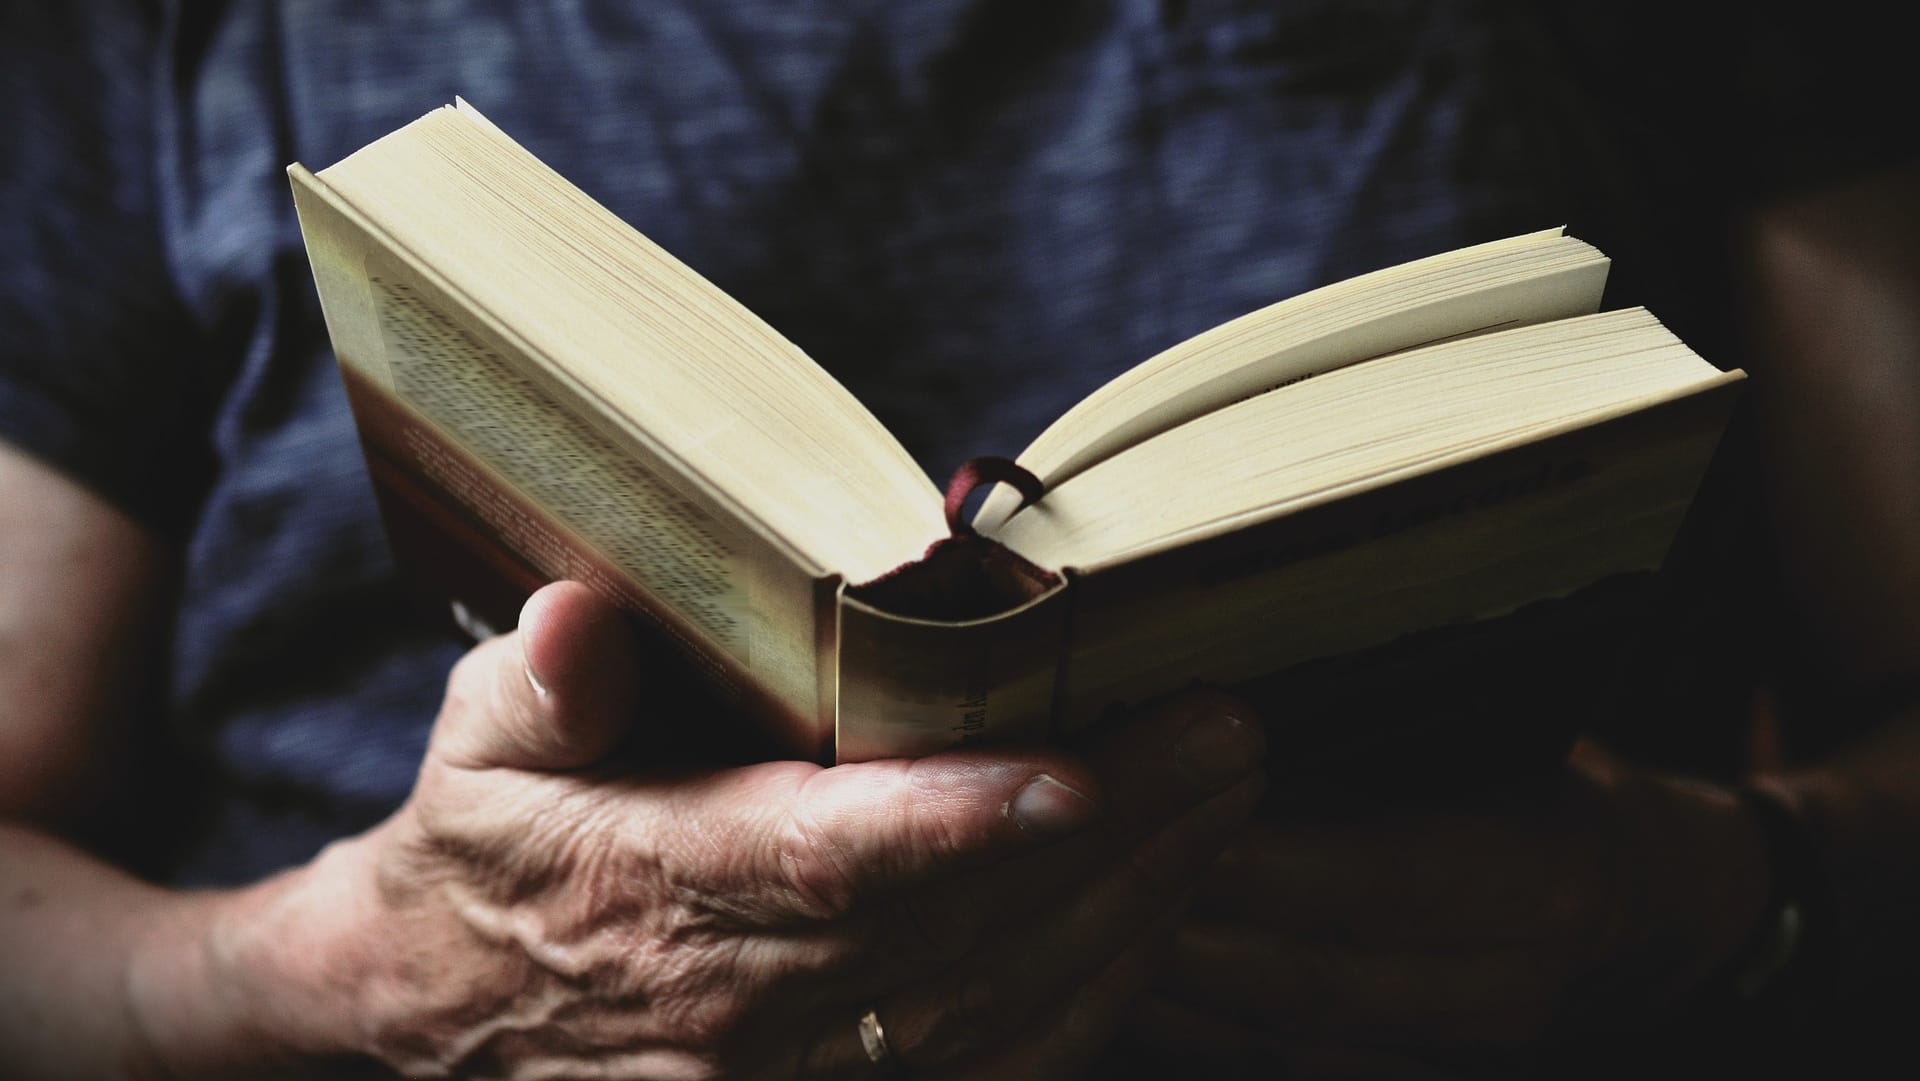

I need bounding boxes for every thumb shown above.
[429,581,644,772]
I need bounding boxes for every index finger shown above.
[633,689,1265,928]
[628,748,1107,927]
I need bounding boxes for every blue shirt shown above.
[2,2,1909,884]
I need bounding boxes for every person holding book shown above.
[2,3,1917,1078]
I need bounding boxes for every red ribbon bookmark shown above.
[943,456,1045,537]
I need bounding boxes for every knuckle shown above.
[620,938,767,1067]
[431,637,534,765]
[656,984,746,1055]
[775,804,862,921]
[772,759,982,924]
[897,759,982,860]
[443,638,505,710]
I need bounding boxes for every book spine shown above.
[833,585,1070,763]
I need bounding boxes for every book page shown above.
[292,167,835,750]
[974,229,1609,530]
[1047,379,1744,733]
[371,267,750,651]
[320,104,947,585]
[993,309,1741,572]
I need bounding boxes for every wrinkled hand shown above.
[222,582,1266,1080]
[1123,741,1775,1078]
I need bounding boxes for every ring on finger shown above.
[857,1006,899,1075]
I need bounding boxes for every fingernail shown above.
[1007,774,1100,838]
[521,638,550,699]
[1174,706,1264,788]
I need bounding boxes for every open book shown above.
[289,101,1744,765]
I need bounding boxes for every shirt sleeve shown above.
[0,5,214,537]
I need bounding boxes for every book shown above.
[288,100,1745,766]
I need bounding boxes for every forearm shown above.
[0,447,375,1075]
[1729,164,1920,1036]
[1737,165,1920,693]
[0,821,371,1080]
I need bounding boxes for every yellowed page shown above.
[975,229,1608,530]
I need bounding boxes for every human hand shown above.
[150,581,1266,1080]
[1119,740,1775,1078]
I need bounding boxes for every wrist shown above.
[1618,771,1777,1013]
[1558,747,1773,1030]
[1617,776,1834,1076]
[1716,780,1824,1004]
[1750,732,1920,1065]
[126,835,384,1079]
